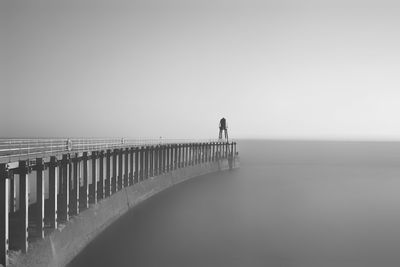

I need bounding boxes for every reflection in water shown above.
[69,140,400,267]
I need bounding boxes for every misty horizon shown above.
[2,0,400,140]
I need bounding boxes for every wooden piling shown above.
[47,157,58,229]
[18,160,29,253]
[80,152,89,210]
[70,155,79,216]
[59,155,69,222]
[134,147,139,183]
[112,149,117,193]
[118,149,123,191]
[98,151,104,200]
[129,148,134,185]
[0,164,9,266]
[105,150,111,197]
[145,147,149,179]
[89,152,97,204]
[35,158,45,239]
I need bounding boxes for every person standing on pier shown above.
[219,117,228,141]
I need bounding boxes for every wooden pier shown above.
[0,138,237,266]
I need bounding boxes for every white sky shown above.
[2,0,400,139]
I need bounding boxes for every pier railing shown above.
[0,139,238,266]
[0,138,223,163]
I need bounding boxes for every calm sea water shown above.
[69,140,400,267]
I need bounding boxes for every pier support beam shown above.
[149,147,153,177]
[154,146,158,176]
[105,150,111,197]
[17,160,29,253]
[112,150,117,194]
[188,144,192,166]
[134,148,139,183]
[98,151,104,200]
[0,164,9,266]
[59,155,69,222]
[185,144,188,167]
[35,158,45,239]
[124,148,129,187]
[140,147,144,181]
[46,157,58,229]
[70,155,79,216]
[129,148,134,185]
[89,152,97,204]
[178,144,182,168]
[80,152,89,210]
[166,145,170,172]
[145,147,149,179]
[118,149,123,191]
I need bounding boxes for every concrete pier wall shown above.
[8,157,239,267]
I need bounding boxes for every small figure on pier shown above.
[219,117,228,141]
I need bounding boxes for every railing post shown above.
[89,151,97,204]
[112,149,117,193]
[105,150,111,197]
[98,151,104,200]
[0,164,9,266]
[81,152,89,209]
[129,148,134,185]
[124,148,129,186]
[59,154,69,222]
[35,158,45,239]
[134,147,139,183]
[18,160,29,253]
[47,156,58,229]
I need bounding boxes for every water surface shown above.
[69,140,400,267]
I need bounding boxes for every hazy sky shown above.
[2,0,400,139]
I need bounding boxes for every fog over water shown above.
[69,140,400,267]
